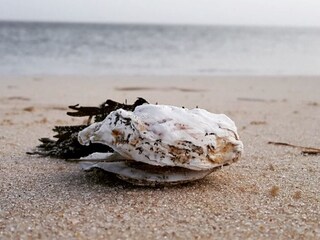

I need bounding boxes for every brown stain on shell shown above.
[174,123,191,130]
[207,137,239,164]
[129,138,139,147]
[112,129,126,144]
[168,141,204,164]
[168,145,190,164]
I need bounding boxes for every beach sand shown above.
[0,76,319,239]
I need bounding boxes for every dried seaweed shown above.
[67,97,148,123]
[268,141,320,155]
[28,125,111,159]
[27,98,149,159]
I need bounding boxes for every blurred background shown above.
[0,0,320,76]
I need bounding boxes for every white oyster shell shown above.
[78,104,243,185]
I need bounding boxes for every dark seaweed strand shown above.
[94,97,148,122]
[27,98,149,159]
[67,97,148,123]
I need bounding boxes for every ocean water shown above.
[0,21,320,76]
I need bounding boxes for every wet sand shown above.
[0,76,319,239]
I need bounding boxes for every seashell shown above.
[78,104,243,186]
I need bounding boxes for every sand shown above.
[0,76,319,239]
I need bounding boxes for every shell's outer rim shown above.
[80,158,236,186]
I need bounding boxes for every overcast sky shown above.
[1,0,320,27]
